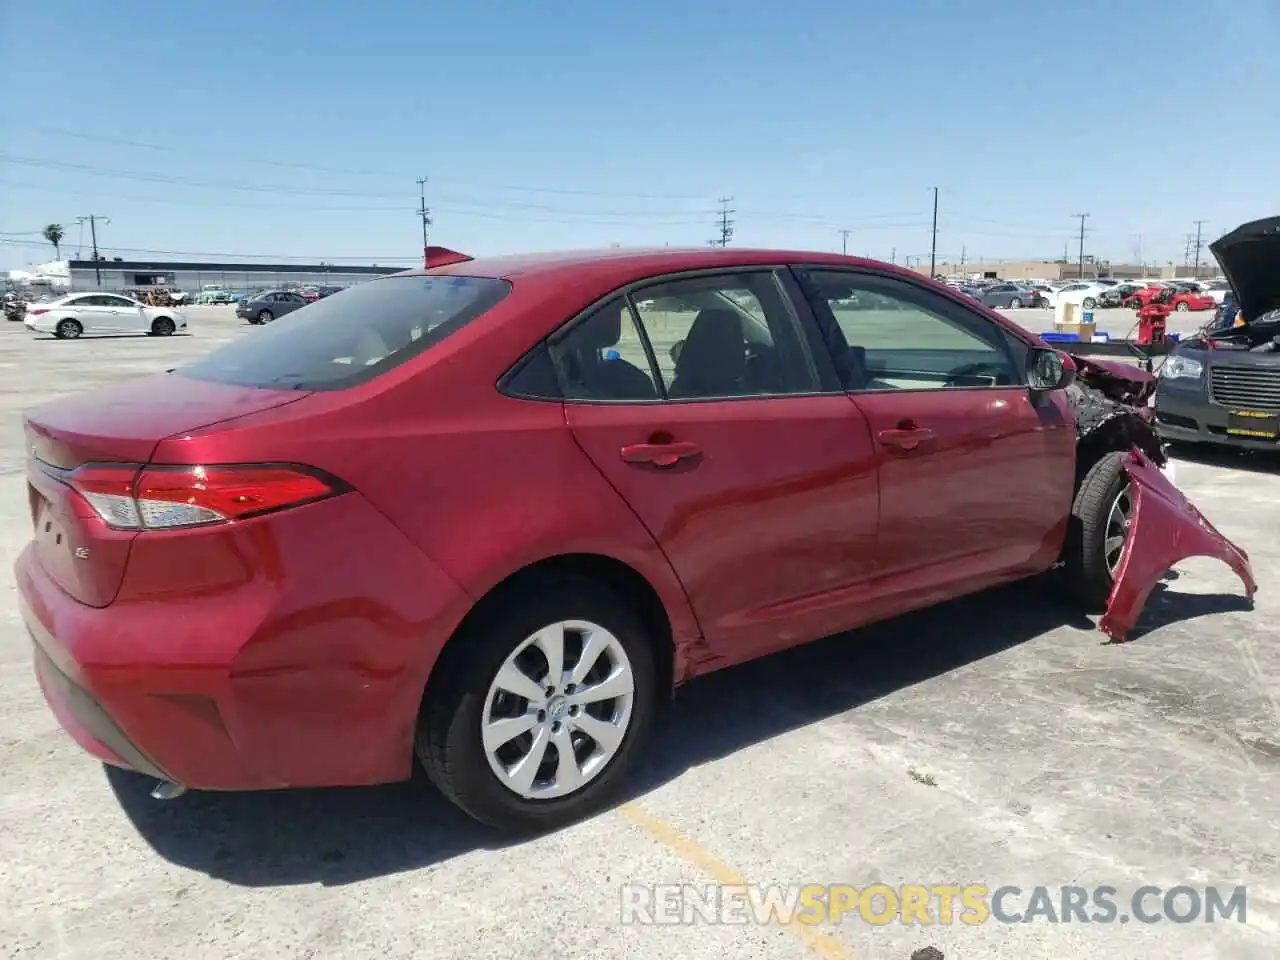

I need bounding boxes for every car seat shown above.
[669,309,747,397]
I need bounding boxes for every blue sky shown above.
[2,0,1277,272]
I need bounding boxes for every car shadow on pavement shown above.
[107,579,1247,887]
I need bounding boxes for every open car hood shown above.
[1209,216,1280,323]
[1100,449,1256,641]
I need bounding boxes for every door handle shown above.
[620,440,702,467]
[877,425,935,452]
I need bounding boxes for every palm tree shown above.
[43,223,65,260]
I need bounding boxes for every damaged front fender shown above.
[1099,448,1257,642]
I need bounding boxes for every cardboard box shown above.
[1055,322,1096,342]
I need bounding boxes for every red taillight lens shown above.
[28,307,49,315]
[68,463,346,530]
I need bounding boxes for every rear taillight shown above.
[28,307,49,315]
[68,463,347,530]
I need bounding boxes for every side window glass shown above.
[801,270,1021,392]
[549,299,660,401]
[630,271,815,399]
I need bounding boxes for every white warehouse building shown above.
[14,259,402,294]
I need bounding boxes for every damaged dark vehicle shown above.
[1155,215,1280,449]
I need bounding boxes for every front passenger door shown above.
[795,268,1075,608]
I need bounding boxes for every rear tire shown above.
[1061,451,1131,611]
[54,319,82,339]
[1082,297,1097,310]
[417,576,657,833]
[1176,301,1190,312]
[151,316,175,336]
[1009,297,1023,308]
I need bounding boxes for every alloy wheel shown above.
[1104,484,1133,577]
[481,619,635,800]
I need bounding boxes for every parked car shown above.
[15,247,1252,832]
[1199,279,1233,304]
[198,285,236,305]
[1125,286,1215,312]
[1041,282,1109,310]
[1155,215,1280,449]
[1028,284,1055,306]
[1098,282,1145,308]
[21,292,187,339]
[975,282,1036,308]
[235,289,309,324]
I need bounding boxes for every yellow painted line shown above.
[619,802,857,960]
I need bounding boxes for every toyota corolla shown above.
[14,247,1254,832]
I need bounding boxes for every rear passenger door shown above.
[554,269,880,663]
[793,268,1075,607]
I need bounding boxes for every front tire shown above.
[54,319,82,339]
[417,577,657,832]
[151,316,175,336]
[1176,301,1190,312]
[1062,451,1132,611]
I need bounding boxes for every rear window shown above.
[181,274,512,390]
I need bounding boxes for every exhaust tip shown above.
[149,780,187,800]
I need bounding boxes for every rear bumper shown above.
[27,618,174,782]
[14,493,474,791]
[1155,386,1280,450]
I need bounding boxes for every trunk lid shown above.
[24,372,310,607]
[1209,216,1280,324]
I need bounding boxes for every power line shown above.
[1072,213,1090,278]
[416,177,431,257]
[713,197,734,247]
[13,127,715,200]
[75,215,109,284]
[1192,219,1206,275]
[0,237,419,262]
[929,187,939,278]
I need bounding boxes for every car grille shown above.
[1209,366,1280,411]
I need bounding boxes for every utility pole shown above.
[838,229,851,255]
[929,187,939,278]
[890,247,896,265]
[416,177,431,259]
[1183,234,1195,267]
[959,244,967,277]
[1072,213,1089,279]
[76,215,109,285]
[714,197,735,247]
[1192,220,1206,276]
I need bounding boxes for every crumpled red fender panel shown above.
[1100,448,1257,641]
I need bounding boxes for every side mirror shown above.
[1028,347,1075,391]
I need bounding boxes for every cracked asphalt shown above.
[1,305,1277,959]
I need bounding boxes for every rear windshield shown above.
[181,274,512,390]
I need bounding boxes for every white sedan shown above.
[1041,281,1110,310]
[23,292,188,339]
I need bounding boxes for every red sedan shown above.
[14,247,1253,832]
[1125,285,1216,312]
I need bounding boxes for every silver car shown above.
[976,283,1036,308]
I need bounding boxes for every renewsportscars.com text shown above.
[620,883,1248,926]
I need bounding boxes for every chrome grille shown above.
[1210,366,1280,411]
